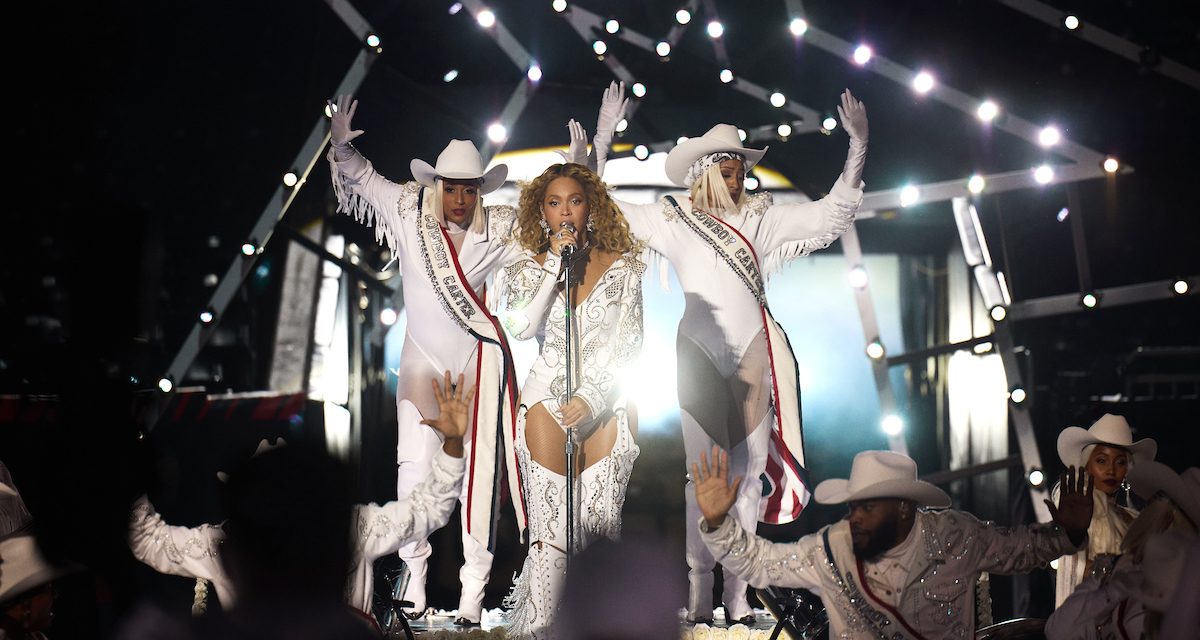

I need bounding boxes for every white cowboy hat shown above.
[1113,530,1198,612]
[410,139,507,194]
[0,477,77,603]
[663,124,768,187]
[814,450,951,507]
[1127,461,1200,527]
[1055,413,1157,468]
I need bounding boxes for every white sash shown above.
[414,189,526,545]
[665,196,810,524]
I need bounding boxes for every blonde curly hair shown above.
[516,163,634,255]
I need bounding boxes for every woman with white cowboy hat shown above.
[327,94,526,625]
[1052,413,1158,607]
[693,447,1093,639]
[580,82,868,624]
[1046,460,1199,640]
[498,162,645,639]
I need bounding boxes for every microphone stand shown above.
[560,226,579,570]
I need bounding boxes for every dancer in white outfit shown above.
[499,162,644,639]
[127,375,475,622]
[584,83,869,623]
[327,95,527,624]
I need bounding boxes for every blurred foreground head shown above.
[555,536,686,639]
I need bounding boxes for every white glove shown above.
[555,119,591,167]
[592,81,628,177]
[837,89,867,143]
[330,94,364,148]
[837,89,868,186]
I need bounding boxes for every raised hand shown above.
[557,118,590,166]
[420,372,475,456]
[1045,465,1095,547]
[837,89,868,142]
[595,80,628,136]
[329,94,364,147]
[691,446,743,530]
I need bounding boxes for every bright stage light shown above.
[204,273,219,287]
[973,342,994,355]
[1063,15,1079,30]
[241,242,257,256]
[158,377,173,393]
[1028,468,1045,487]
[487,122,507,142]
[822,116,837,131]
[283,171,299,188]
[656,41,671,57]
[1034,165,1054,185]
[1057,207,1069,222]
[899,185,919,207]
[527,63,542,82]
[990,305,1007,322]
[719,68,734,83]
[448,3,462,15]
[882,414,904,436]
[777,123,792,138]
[443,69,459,83]
[737,128,747,142]
[852,44,873,65]
[707,21,724,38]
[866,340,885,360]
[380,307,398,326]
[1173,279,1189,295]
[552,0,567,12]
[770,92,786,107]
[1010,387,1027,403]
[365,34,381,47]
[977,100,999,122]
[632,82,647,97]
[605,19,620,34]
[1050,558,1060,570]
[676,9,691,25]
[968,174,985,194]
[476,9,496,28]
[745,176,759,191]
[1081,292,1099,309]
[633,144,649,160]
[1103,157,1119,173]
[1038,126,1061,147]
[592,40,607,55]
[912,71,935,94]
[616,118,628,133]
[789,18,808,37]
[848,266,869,289]
[200,310,215,324]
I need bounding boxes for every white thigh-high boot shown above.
[683,411,718,622]
[456,435,495,623]
[505,456,568,639]
[578,409,640,547]
[395,400,442,614]
[721,414,772,622]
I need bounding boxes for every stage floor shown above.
[399,606,780,636]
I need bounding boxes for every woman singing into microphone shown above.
[499,163,644,639]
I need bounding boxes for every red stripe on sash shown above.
[855,557,932,640]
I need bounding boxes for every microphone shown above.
[559,221,577,257]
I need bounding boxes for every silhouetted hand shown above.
[1045,465,1094,547]
[692,446,743,531]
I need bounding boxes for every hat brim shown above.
[410,159,508,195]
[1056,426,1157,468]
[1127,462,1200,526]
[664,137,767,187]
[813,477,951,508]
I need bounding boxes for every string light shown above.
[476,9,496,28]
[615,118,628,133]
[656,41,671,57]
[158,377,174,393]
[552,0,567,12]
[899,185,919,207]
[977,100,999,122]
[241,242,257,256]
[719,69,734,83]
[633,144,650,160]
[592,40,607,55]
[745,176,759,190]
[912,71,935,94]
[706,21,724,38]
[443,69,459,83]
[968,174,985,194]
[848,267,869,289]
[1173,279,1189,295]
[789,18,808,37]
[769,92,786,107]
[605,19,620,34]
[1028,468,1045,487]
[1034,165,1055,185]
[632,82,647,97]
[1080,292,1100,308]
[777,123,792,138]
[283,171,299,188]
[822,116,837,131]
[1063,15,1080,30]
[1038,126,1061,147]
[866,340,886,360]
[853,45,873,65]
[675,9,691,25]
[1009,387,1027,403]
[487,122,507,143]
[1103,157,1119,173]
[365,34,381,47]
[990,305,1007,322]
[527,63,542,82]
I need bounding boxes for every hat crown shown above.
[434,139,486,176]
[700,124,745,149]
[1085,413,1135,446]
[846,451,919,495]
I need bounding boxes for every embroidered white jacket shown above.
[702,509,1080,639]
